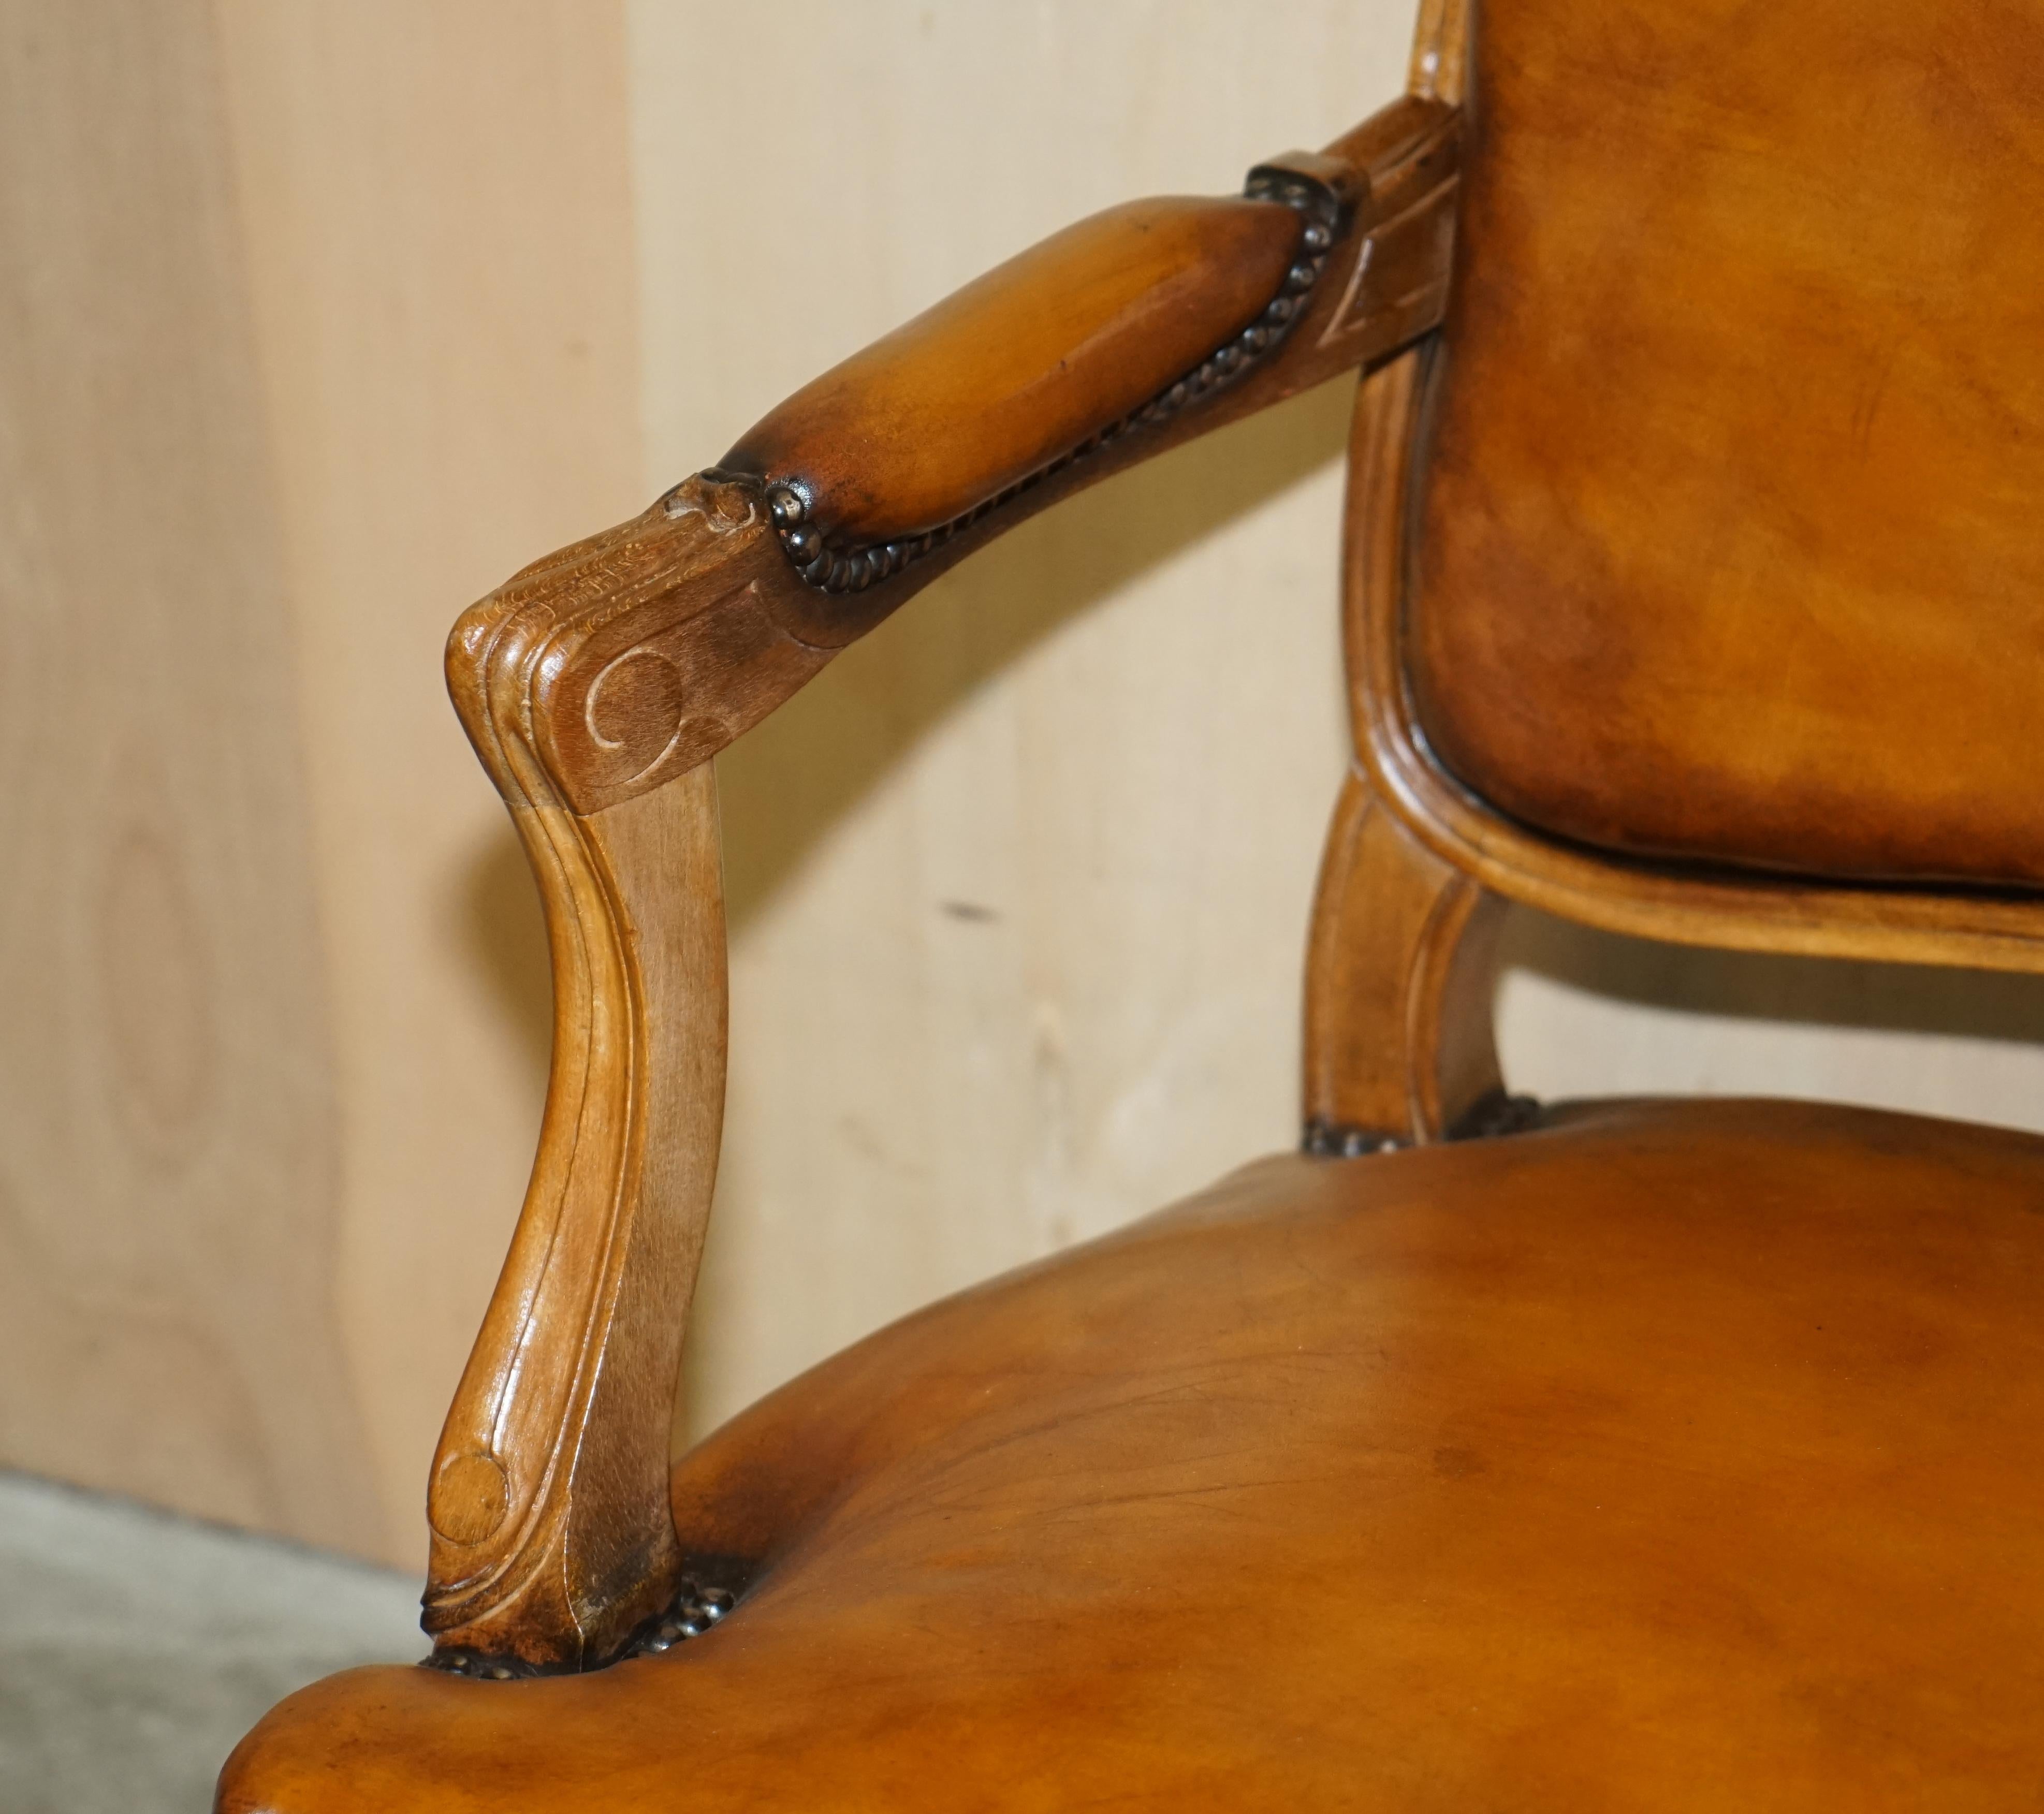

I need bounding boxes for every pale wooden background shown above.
[6,0,2041,1570]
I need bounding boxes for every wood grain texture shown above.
[211,0,647,1563]
[1303,772,1503,1147]
[0,0,379,1549]
[223,1100,2044,1807]
[1299,0,1494,1163]
[1408,0,2044,889]
[1407,0,1470,102]
[427,580,728,1671]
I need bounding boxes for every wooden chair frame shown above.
[411,0,2044,1681]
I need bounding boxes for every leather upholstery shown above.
[1407,0,2044,886]
[222,1098,2044,1809]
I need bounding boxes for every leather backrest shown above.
[1406,0,2044,888]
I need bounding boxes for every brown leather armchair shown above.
[220,0,2044,1803]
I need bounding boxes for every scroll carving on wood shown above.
[424,511,739,1675]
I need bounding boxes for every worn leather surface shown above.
[722,195,1300,546]
[222,1098,2044,1809]
[1407,0,2044,887]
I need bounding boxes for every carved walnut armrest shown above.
[423,94,1461,1675]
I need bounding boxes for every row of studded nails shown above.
[422,1577,740,1680]
[428,1649,543,1681]
[626,1580,734,1656]
[765,173,1344,596]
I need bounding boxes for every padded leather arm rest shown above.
[450,95,1461,821]
[721,100,1455,595]
[721,192,1315,567]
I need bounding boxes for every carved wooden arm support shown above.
[424,93,1462,1675]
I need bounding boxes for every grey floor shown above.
[0,1470,425,1814]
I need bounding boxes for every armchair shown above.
[221,0,2044,1804]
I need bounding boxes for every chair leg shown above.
[1303,769,1507,1152]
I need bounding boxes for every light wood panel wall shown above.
[7,0,2043,1567]
[0,0,376,1550]
[209,0,646,1561]
[0,0,643,1567]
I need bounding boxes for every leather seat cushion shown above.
[222,1098,2044,1809]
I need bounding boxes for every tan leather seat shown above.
[222,1098,2044,1810]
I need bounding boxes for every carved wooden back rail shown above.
[420,0,2044,1677]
